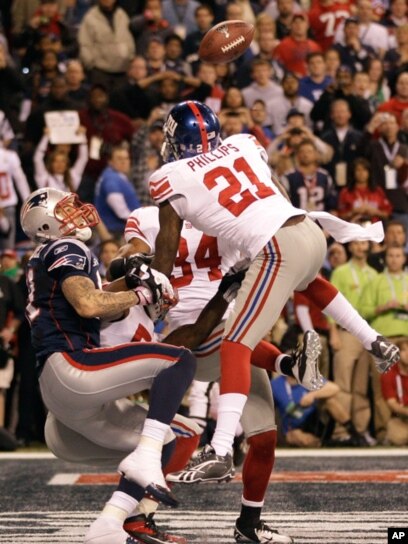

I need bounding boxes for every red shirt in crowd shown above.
[381,364,408,405]
[273,37,321,77]
[308,0,352,51]
[377,98,408,125]
[338,186,393,222]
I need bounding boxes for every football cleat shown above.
[369,336,400,373]
[124,513,187,544]
[166,444,235,484]
[291,330,325,391]
[234,519,294,543]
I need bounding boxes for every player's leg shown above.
[301,275,400,369]
[212,218,326,464]
[39,342,196,506]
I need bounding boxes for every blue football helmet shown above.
[161,100,221,162]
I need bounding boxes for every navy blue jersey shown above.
[282,168,338,212]
[26,238,101,369]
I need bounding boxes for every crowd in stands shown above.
[0,0,407,452]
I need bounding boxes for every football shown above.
[198,20,255,64]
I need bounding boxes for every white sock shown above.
[141,418,170,444]
[101,491,138,523]
[135,497,159,517]
[324,293,377,349]
[211,393,247,456]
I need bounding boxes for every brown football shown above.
[198,20,255,64]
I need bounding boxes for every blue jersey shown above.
[26,238,101,369]
[271,376,316,434]
[282,168,338,212]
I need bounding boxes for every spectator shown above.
[218,86,252,130]
[381,337,408,446]
[271,375,366,447]
[398,107,408,144]
[330,240,378,445]
[249,100,275,148]
[78,83,134,203]
[30,49,63,105]
[109,56,153,127]
[368,219,407,272]
[0,147,30,250]
[338,157,393,223]
[65,59,89,109]
[161,0,200,39]
[24,75,79,150]
[0,111,16,149]
[322,241,348,279]
[164,33,192,77]
[241,59,283,123]
[377,71,408,124]
[98,238,121,280]
[0,250,23,283]
[273,13,321,77]
[0,271,25,432]
[267,72,313,134]
[183,4,214,63]
[320,99,364,186]
[268,109,333,173]
[0,43,26,135]
[311,64,373,134]
[94,144,141,239]
[131,109,165,205]
[367,57,391,107]
[353,71,377,113]
[129,0,173,57]
[335,0,391,58]
[272,0,300,40]
[78,0,135,91]
[383,24,408,91]
[299,52,332,104]
[235,25,283,89]
[308,0,353,51]
[282,138,338,212]
[11,0,66,36]
[33,127,88,192]
[381,0,408,32]
[194,62,225,114]
[324,46,342,79]
[360,246,408,340]
[333,16,377,73]
[361,112,408,218]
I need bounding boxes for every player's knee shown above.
[247,430,277,459]
[178,349,197,381]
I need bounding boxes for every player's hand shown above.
[125,260,175,305]
[218,261,249,303]
[133,285,154,306]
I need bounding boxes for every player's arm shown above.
[62,274,141,319]
[151,201,183,277]
[164,291,228,350]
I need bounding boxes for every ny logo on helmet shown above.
[164,115,178,137]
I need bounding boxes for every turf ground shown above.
[0,448,407,544]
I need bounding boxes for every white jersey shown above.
[149,134,304,260]
[100,305,155,347]
[125,206,239,330]
[0,148,30,207]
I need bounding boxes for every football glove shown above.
[218,263,249,303]
[125,261,176,306]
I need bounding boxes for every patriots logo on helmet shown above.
[48,254,87,271]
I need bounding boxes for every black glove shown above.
[218,268,247,303]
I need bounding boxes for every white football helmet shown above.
[20,188,100,243]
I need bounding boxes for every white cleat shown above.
[291,330,325,391]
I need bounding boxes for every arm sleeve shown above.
[11,153,30,201]
[106,192,132,220]
[33,134,50,188]
[124,207,159,250]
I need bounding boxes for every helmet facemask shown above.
[54,194,100,241]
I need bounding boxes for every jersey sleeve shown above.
[149,167,178,204]
[124,206,159,251]
[229,133,269,163]
[42,239,92,282]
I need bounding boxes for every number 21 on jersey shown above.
[203,156,275,217]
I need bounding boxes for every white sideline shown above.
[0,447,408,460]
